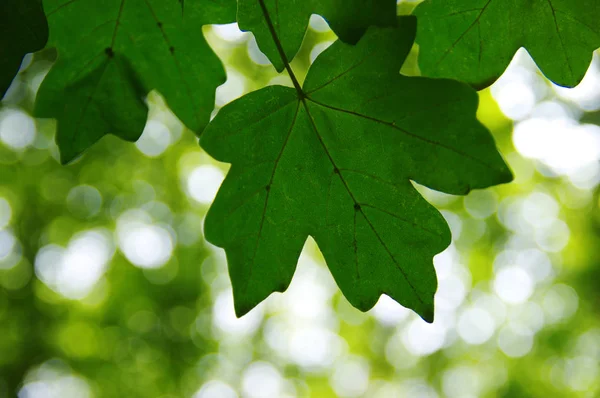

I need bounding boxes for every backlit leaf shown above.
[201,17,512,321]
[237,0,397,72]
[415,0,600,89]
[35,0,236,163]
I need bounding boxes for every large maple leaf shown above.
[201,16,512,322]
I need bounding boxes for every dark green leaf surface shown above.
[0,0,48,98]
[35,0,236,163]
[201,17,512,321]
[415,0,600,89]
[238,0,397,72]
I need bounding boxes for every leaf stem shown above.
[257,0,305,97]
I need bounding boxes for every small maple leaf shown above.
[35,0,237,163]
[238,0,397,71]
[415,0,600,89]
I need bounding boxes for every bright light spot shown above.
[493,266,533,304]
[493,78,536,120]
[309,15,331,33]
[442,366,481,397]
[513,118,600,179]
[531,100,572,119]
[497,196,531,233]
[433,246,459,279]
[0,229,16,261]
[542,284,579,324]
[135,120,172,157]
[187,165,225,205]
[491,50,546,120]
[497,325,533,358]
[440,211,462,240]
[371,295,411,326]
[27,61,52,98]
[464,190,498,219]
[535,219,570,253]
[0,197,11,228]
[18,376,92,398]
[385,332,418,370]
[213,289,263,337]
[517,249,553,283]
[263,317,289,354]
[119,224,172,268]
[565,356,599,391]
[369,382,401,398]
[0,228,21,270]
[142,200,173,223]
[216,69,245,107]
[212,23,247,42]
[281,255,336,322]
[569,162,600,190]
[457,307,495,345]
[247,37,271,65]
[0,108,36,149]
[398,379,439,398]
[435,274,467,311]
[310,41,334,63]
[193,380,238,398]
[67,185,102,219]
[575,329,600,359]
[474,293,507,326]
[522,192,558,228]
[267,75,294,88]
[330,356,370,397]
[402,319,446,356]
[414,183,460,206]
[287,326,341,369]
[508,302,545,332]
[554,54,600,111]
[35,230,114,299]
[242,362,285,398]
[117,210,174,269]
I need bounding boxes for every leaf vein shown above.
[308,98,500,172]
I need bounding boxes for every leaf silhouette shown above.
[201,16,512,322]
[0,0,48,98]
[238,0,397,72]
[35,0,236,163]
[415,0,600,89]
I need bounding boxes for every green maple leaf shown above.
[414,0,600,89]
[201,16,512,322]
[0,0,48,98]
[34,0,236,163]
[238,0,397,72]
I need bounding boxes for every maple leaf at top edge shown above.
[237,0,398,72]
[200,16,513,323]
[0,0,48,98]
[34,0,237,164]
[414,0,600,89]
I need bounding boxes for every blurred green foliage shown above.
[1,14,600,398]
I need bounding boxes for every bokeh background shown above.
[2,2,600,397]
